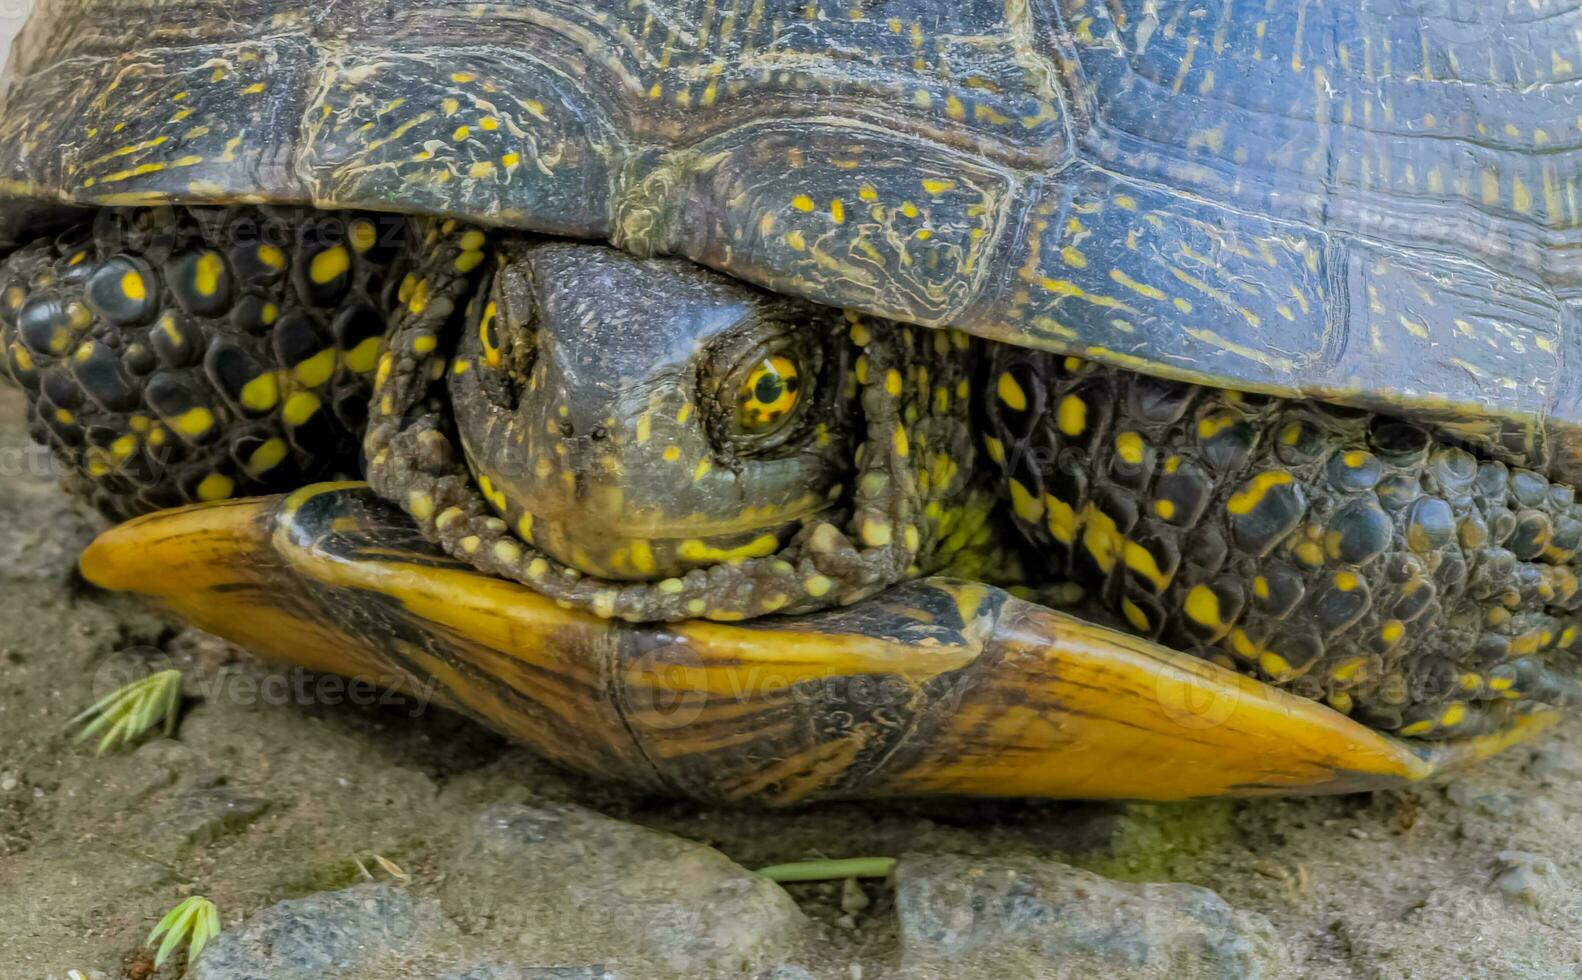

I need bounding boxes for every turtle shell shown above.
[3,1,1581,476]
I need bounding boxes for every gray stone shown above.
[139,783,272,853]
[187,884,445,980]
[443,802,807,975]
[1494,851,1567,910]
[895,853,1286,980]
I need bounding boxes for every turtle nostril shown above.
[590,424,609,441]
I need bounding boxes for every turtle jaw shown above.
[77,483,1557,804]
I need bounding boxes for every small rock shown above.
[140,784,271,853]
[840,877,870,915]
[443,802,807,975]
[187,884,445,980]
[0,770,17,791]
[895,853,1285,979]
[1494,851,1566,909]
[754,968,816,980]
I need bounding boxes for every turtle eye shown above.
[736,355,801,435]
[479,299,502,368]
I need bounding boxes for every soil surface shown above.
[3,383,1581,980]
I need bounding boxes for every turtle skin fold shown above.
[983,348,1582,739]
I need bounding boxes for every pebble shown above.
[442,802,808,975]
[1493,851,1566,910]
[894,853,1286,979]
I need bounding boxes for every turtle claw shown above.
[70,669,182,755]
[147,895,221,968]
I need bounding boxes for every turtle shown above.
[2,0,1581,803]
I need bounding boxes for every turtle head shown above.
[448,241,857,581]
[367,226,988,622]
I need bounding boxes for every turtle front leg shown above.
[0,207,403,519]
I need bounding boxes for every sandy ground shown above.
[3,378,1582,979]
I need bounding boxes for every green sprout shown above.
[70,669,182,754]
[147,895,221,968]
[755,857,897,882]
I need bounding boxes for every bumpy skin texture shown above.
[0,207,400,517]
[2,2,1581,482]
[983,351,1582,738]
